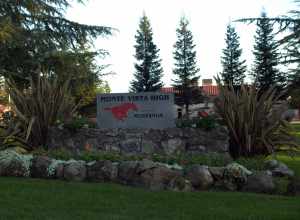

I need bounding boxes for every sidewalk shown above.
[291,120,300,124]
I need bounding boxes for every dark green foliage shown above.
[0,0,112,88]
[235,156,266,171]
[266,0,300,67]
[130,14,163,92]
[221,24,246,86]
[175,116,218,131]
[214,77,298,158]
[61,115,96,132]
[32,147,232,167]
[196,116,218,131]
[237,3,300,104]
[33,148,74,161]
[42,47,110,108]
[252,11,286,93]
[172,17,203,116]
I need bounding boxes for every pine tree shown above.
[130,14,163,92]
[172,17,202,117]
[0,0,112,86]
[252,11,285,93]
[221,24,246,87]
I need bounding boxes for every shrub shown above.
[62,114,96,132]
[7,76,76,148]
[196,115,218,131]
[235,156,266,171]
[214,77,298,158]
[176,116,218,131]
[47,148,74,161]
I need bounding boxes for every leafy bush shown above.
[214,77,298,158]
[176,116,218,131]
[7,76,76,148]
[196,115,218,131]
[235,156,266,171]
[32,148,74,161]
[61,114,96,132]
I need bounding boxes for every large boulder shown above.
[55,162,65,179]
[63,160,87,181]
[0,150,32,177]
[30,156,52,178]
[167,176,193,192]
[136,159,157,174]
[265,160,294,178]
[242,171,275,194]
[87,160,118,182]
[209,166,225,181]
[117,161,139,185]
[140,166,181,191]
[223,163,252,191]
[185,165,214,190]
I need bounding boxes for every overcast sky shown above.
[66,0,295,92]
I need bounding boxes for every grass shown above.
[0,177,299,220]
[233,123,300,177]
[292,123,300,146]
[277,123,300,177]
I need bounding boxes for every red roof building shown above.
[161,85,219,97]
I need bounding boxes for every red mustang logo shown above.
[104,103,138,121]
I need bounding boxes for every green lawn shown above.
[291,123,300,142]
[280,123,300,176]
[0,177,299,220]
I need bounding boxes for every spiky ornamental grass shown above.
[214,77,298,158]
[7,76,76,149]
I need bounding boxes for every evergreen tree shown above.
[172,17,202,117]
[252,11,285,93]
[0,0,112,86]
[238,1,300,104]
[221,24,246,87]
[130,14,163,92]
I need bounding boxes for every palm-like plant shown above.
[214,77,298,158]
[7,76,75,148]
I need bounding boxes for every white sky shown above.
[66,0,295,92]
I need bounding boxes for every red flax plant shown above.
[214,77,298,159]
[7,76,76,149]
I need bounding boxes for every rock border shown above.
[0,149,297,195]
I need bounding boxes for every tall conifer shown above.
[172,17,202,117]
[130,14,163,92]
[221,24,246,87]
[252,11,285,93]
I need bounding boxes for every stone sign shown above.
[97,93,175,129]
